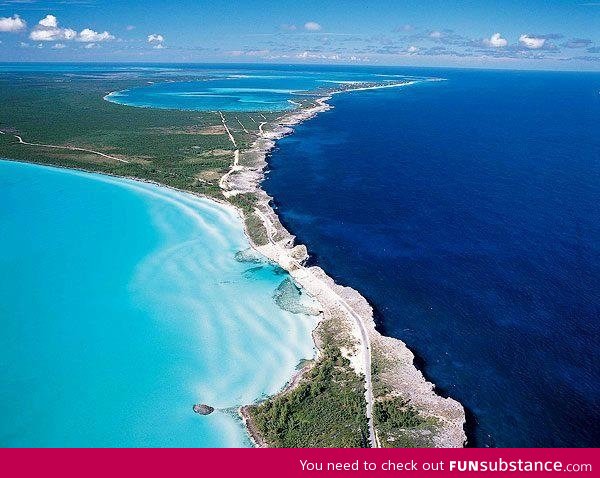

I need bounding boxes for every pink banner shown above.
[1,448,597,477]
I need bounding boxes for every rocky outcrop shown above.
[193,404,214,415]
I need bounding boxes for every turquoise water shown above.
[0,160,318,447]
[106,80,301,112]
[104,68,418,112]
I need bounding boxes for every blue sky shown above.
[0,0,599,69]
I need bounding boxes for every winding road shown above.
[253,207,377,448]
[0,130,128,163]
[218,112,241,192]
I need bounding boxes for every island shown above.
[193,404,215,415]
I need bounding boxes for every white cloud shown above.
[296,50,341,60]
[228,49,271,58]
[484,32,508,47]
[147,34,165,49]
[30,26,76,41]
[38,14,57,28]
[30,15,114,43]
[242,49,269,56]
[429,30,443,38]
[0,14,27,32]
[52,43,66,49]
[126,25,135,31]
[304,21,321,31]
[281,23,297,31]
[407,45,419,53]
[519,34,546,49]
[263,51,369,63]
[77,28,114,42]
[84,43,96,49]
[147,33,164,43]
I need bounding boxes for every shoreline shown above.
[220,80,467,448]
[2,78,466,448]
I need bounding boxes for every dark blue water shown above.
[264,68,600,447]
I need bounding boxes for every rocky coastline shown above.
[223,84,467,448]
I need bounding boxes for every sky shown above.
[0,0,599,70]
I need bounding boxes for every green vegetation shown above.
[227,193,269,245]
[373,397,437,447]
[0,72,277,198]
[371,350,392,398]
[371,346,440,447]
[248,345,370,447]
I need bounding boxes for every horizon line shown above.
[0,60,598,73]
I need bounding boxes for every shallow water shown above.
[0,160,318,447]
[104,68,418,112]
